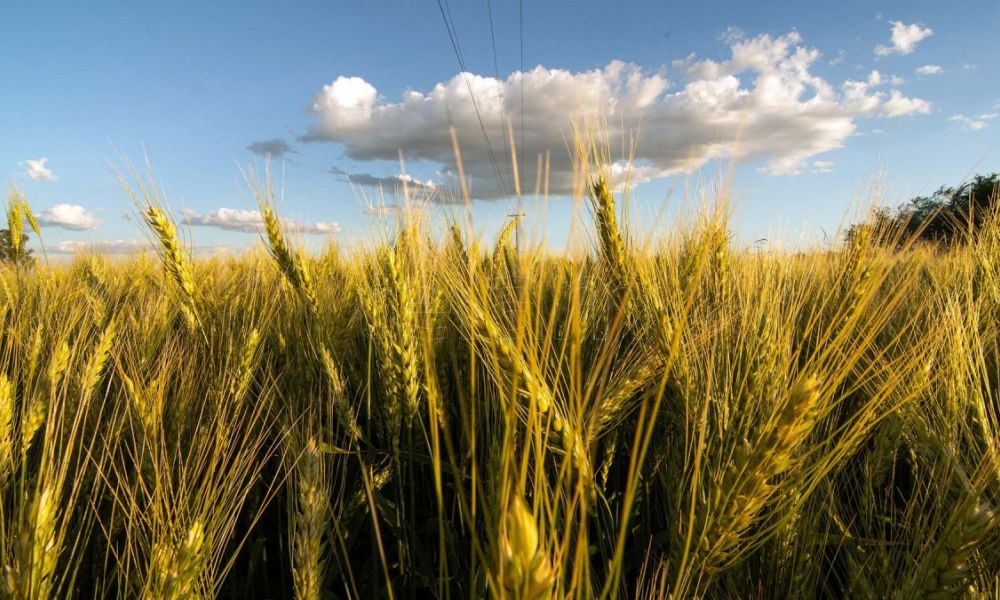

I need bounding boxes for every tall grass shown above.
[1,168,999,599]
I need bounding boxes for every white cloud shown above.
[889,75,905,85]
[52,239,153,254]
[828,49,846,66]
[881,89,931,117]
[949,113,999,131]
[305,31,932,191]
[36,204,102,230]
[875,21,933,56]
[916,64,943,75]
[22,158,57,182]
[181,207,340,234]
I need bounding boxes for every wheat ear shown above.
[291,436,330,600]
[500,495,555,600]
[147,520,206,600]
[0,375,11,484]
[261,202,319,316]
[143,205,200,330]
[696,376,821,574]
[909,500,995,599]
[467,300,594,491]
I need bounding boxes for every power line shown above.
[486,0,512,185]
[519,0,525,200]
[434,0,511,199]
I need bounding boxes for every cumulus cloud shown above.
[305,31,932,193]
[247,138,296,158]
[181,207,340,234]
[875,21,933,56]
[881,89,932,117]
[36,204,102,230]
[22,158,57,182]
[52,239,152,254]
[949,113,999,131]
[916,64,943,75]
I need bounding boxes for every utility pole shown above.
[508,211,525,251]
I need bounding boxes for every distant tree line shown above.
[847,173,1000,247]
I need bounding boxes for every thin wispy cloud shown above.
[916,65,943,75]
[364,203,402,217]
[52,239,152,254]
[874,21,933,56]
[21,158,57,182]
[810,160,835,174]
[305,31,932,196]
[52,239,230,255]
[181,207,340,234]
[36,204,102,230]
[949,112,999,131]
[331,167,438,193]
[247,138,296,158]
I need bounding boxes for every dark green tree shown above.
[847,173,1000,247]
[0,229,34,265]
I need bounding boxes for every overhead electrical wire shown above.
[435,0,511,199]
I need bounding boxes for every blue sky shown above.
[2,0,998,254]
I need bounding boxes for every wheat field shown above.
[2,158,1000,599]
